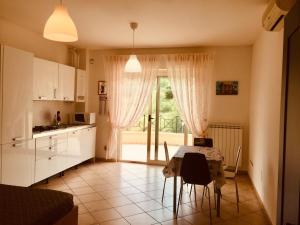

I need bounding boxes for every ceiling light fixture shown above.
[43,0,78,42]
[124,22,142,73]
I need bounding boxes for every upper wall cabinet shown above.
[57,64,75,101]
[33,58,59,100]
[76,69,87,102]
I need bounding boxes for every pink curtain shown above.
[104,55,159,160]
[166,53,214,137]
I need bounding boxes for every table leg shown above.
[216,188,221,217]
[173,175,177,213]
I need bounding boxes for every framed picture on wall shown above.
[216,81,239,95]
[98,81,107,96]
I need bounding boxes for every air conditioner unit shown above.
[262,0,295,31]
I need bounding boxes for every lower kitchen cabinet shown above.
[66,129,82,168]
[1,140,35,187]
[34,126,96,184]
[80,127,96,162]
[35,133,68,183]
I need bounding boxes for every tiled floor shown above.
[35,162,271,225]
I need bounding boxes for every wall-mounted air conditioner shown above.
[262,0,295,31]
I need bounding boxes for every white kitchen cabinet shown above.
[66,130,82,167]
[1,140,35,187]
[58,64,75,101]
[1,45,33,145]
[35,133,68,183]
[80,127,96,162]
[33,57,58,100]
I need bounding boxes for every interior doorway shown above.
[120,76,192,164]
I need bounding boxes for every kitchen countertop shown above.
[33,124,96,139]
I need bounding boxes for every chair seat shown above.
[223,166,235,178]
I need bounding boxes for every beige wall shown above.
[89,46,252,163]
[0,18,80,126]
[249,30,284,225]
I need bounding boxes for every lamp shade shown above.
[43,4,78,42]
[124,55,142,73]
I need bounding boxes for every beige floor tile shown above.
[34,162,270,225]
[84,200,112,212]
[78,193,103,203]
[127,193,152,203]
[125,212,158,225]
[116,203,144,217]
[147,208,176,222]
[100,218,130,225]
[78,204,89,214]
[78,213,97,225]
[92,208,122,223]
[137,200,164,212]
[161,218,192,225]
[106,196,132,207]
[72,186,95,195]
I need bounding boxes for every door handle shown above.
[148,115,154,122]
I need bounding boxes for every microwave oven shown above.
[71,112,96,125]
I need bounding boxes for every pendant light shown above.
[124,22,142,73]
[43,0,78,42]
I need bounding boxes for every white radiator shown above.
[207,123,243,167]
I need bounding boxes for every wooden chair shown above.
[224,146,242,212]
[176,153,212,224]
[161,141,170,202]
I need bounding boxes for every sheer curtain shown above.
[104,55,159,160]
[166,53,214,137]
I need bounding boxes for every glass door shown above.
[120,76,191,164]
[148,77,186,164]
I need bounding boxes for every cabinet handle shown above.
[64,97,68,100]
[12,137,24,141]
[49,146,52,150]
[54,89,57,99]
[12,143,23,147]
[49,135,58,139]
[38,96,46,100]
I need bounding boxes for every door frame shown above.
[278,1,299,224]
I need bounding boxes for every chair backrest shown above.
[164,141,170,163]
[180,153,212,186]
[194,138,213,147]
[234,146,242,174]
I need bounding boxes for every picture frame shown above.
[98,81,107,96]
[216,81,238,95]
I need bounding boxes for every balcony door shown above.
[120,76,192,164]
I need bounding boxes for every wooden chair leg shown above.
[235,177,239,212]
[161,177,166,202]
[176,183,183,218]
[207,186,212,225]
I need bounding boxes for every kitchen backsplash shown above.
[33,101,76,126]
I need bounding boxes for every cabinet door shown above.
[58,64,75,101]
[67,130,81,167]
[76,69,87,102]
[1,140,35,187]
[1,46,33,144]
[80,127,96,162]
[33,58,58,100]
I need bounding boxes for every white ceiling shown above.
[0,0,268,49]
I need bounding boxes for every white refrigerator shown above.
[0,45,35,186]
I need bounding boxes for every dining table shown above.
[163,145,225,217]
